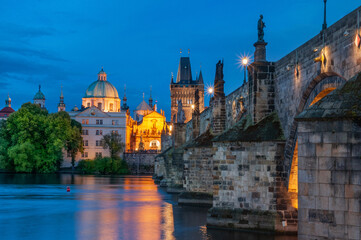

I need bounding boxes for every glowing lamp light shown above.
[208,87,214,94]
[242,57,249,66]
[191,104,195,110]
[169,125,172,131]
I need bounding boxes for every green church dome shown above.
[84,80,119,98]
[34,85,45,100]
[84,68,119,98]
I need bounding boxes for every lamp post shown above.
[208,87,214,95]
[242,57,249,83]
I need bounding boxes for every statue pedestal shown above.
[254,41,268,62]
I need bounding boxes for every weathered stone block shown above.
[318,170,331,184]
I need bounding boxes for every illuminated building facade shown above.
[125,94,169,152]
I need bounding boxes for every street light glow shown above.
[208,87,214,94]
[191,104,195,110]
[242,57,248,65]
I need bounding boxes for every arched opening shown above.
[288,86,341,209]
[150,140,160,150]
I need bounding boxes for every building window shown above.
[82,152,88,158]
[112,130,118,135]
[87,103,90,108]
[96,140,104,146]
[96,130,103,135]
[95,152,102,158]
[98,103,102,109]
[82,130,88,135]
[83,140,88,146]
[82,119,89,124]
[96,119,103,125]
[109,103,113,111]
[112,120,118,125]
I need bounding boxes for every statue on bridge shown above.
[177,100,186,123]
[257,15,266,42]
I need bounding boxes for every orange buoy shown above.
[67,186,70,192]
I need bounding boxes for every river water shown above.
[0,174,297,240]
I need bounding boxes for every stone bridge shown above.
[156,6,361,238]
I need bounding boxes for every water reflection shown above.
[0,174,297,240]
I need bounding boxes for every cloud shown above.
[0,54,68,84]
[0,23,54,40]
[0,46,67,62]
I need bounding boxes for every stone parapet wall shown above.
[185,84,248,141]
[208,141,297,233]
[225,85,248,129]
[297,120,361,240]
[275,6,361,141]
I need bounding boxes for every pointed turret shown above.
[58,85,66,112]
[198,70,204,84]
[170,72,174,84]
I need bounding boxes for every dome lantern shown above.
[98,67,107,81]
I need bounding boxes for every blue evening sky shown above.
[0,0,359,119]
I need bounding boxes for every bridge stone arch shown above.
[285,71,346,190]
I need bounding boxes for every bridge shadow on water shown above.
[0,174,297,240]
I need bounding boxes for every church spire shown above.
[58,85,66,112]
[149,86,153,109]
[121,85,129,111]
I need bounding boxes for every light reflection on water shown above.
[0,174,297,240]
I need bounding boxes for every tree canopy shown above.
[102,132,124,159]
[0,103,83,173]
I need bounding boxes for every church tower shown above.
[33,85,46,109]
[170,56,204,123]
[58,86,66,112]
[5,94,11,108]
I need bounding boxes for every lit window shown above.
[83,140,88,146]
[109,103,113,111]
